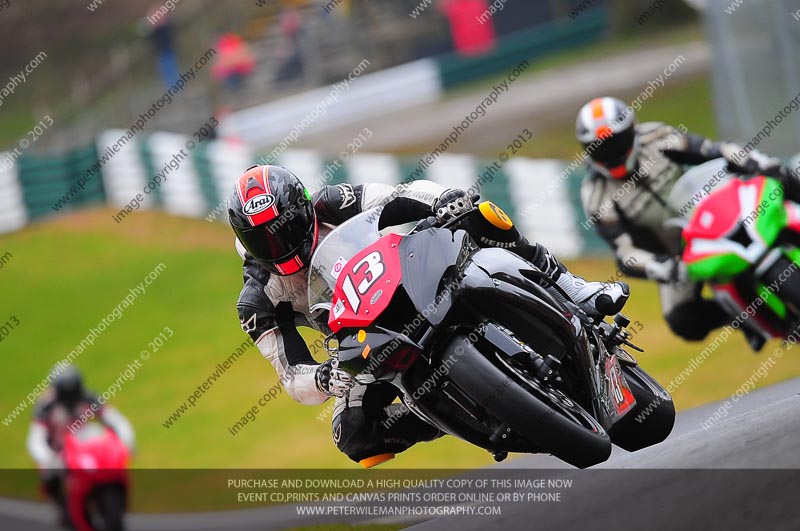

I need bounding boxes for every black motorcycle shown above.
[308,205,675,468]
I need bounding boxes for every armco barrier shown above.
[1,132,604,259]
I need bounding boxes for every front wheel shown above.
[609,364,675,452]
[442,335,611,469]
[89,484,125,531]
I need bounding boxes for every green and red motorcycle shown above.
[668,159,800,349]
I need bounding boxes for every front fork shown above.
[754,248,787,279]
[719,243,800,349]
[754,245,800,316]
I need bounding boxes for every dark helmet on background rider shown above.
[228,165,317,276]
[576,97,638,180]
[53,366,85,409]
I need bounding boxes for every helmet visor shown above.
[587,126,635,166]
[56,382,82,408]
[240,199,315,264]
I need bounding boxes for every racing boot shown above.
[458,198,629,317]
[524,244,630,317]
[556,271,630,317]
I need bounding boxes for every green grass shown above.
[0,101,39,149]
[1,209,799,511]
[0,210,491,470]
[396,32,715,160]
[510,74,717,162]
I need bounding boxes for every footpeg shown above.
[488,423,511,444]
[533,355,561,382]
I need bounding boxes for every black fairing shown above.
[398,228,587,375]
[398,228,473,325]
[340,225,669,456]
[395,229,610,430]
[461,250,579,351]
[337,326,420,379]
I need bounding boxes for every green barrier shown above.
[17,143,105,219]
[398,157,426,185]
[475,158,515,220]
[319,157,348,186]
[138,136,164,207]
[11,135,609,258]
[191,141,221,213]
[437,7,609,89]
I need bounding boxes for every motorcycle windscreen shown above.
[398,228,472,326]
[666,158,730,220]
[64,423,130,469]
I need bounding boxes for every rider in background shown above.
[27,366,134,529]
[576,97,784,346]
[229,164,629,467]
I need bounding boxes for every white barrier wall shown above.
[0,153,27,234]
[9,132,592,258]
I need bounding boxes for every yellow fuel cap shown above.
[479,202,513,230]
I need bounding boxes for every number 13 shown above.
[341,252,385,313]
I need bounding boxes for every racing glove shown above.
[433,189,480,223]
[719,143,783,177]
[315,358,354,398]
[778,163,800,203]
[645,257,688,284]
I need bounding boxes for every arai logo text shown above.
[243,194,276,215]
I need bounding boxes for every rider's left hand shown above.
[433,189,479,223]
[720,143,782,177]
[645,257,688,284]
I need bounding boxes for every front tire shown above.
[91,485,125,531]
[442,335,612,469]
[609,364,675,452]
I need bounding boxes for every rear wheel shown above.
[442,335,611,469]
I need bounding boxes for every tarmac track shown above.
[2,377,799,531]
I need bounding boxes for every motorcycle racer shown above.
[576,96,784,343]
[27,366,134,529]
[230,164,629,467]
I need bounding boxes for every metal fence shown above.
[705,0,800,158]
